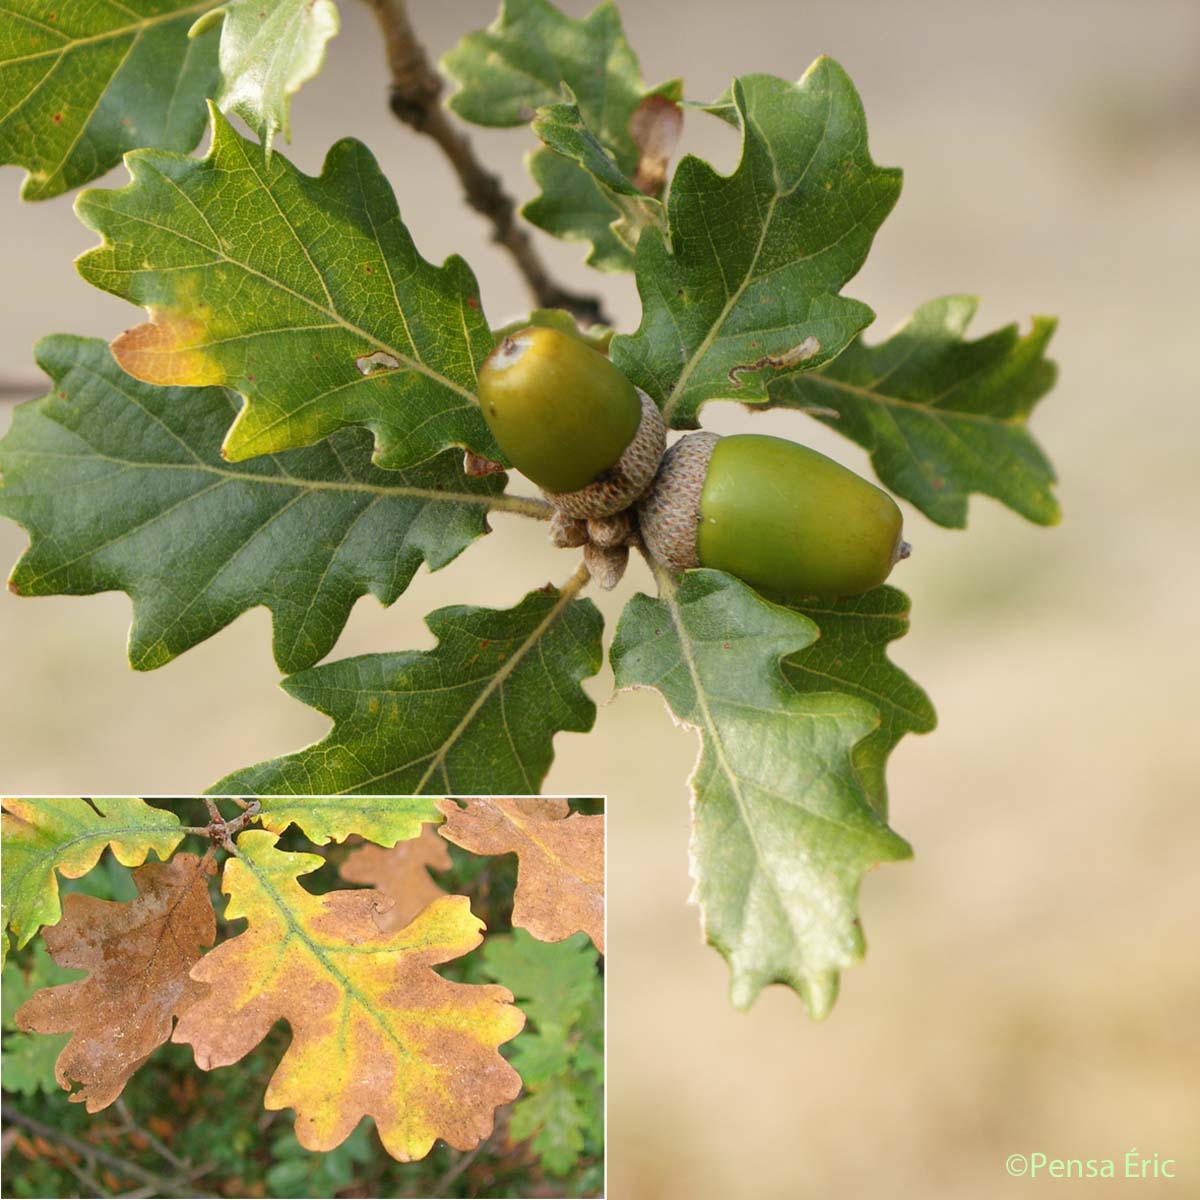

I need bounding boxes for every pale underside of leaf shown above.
[194,0,339,152]
[775,586,937,816]
[610,569,910,1016]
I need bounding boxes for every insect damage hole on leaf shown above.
[355,350,402,375]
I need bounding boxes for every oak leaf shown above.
[14,853,217,1111]
[338,825,451,932]
[2,798,186,961]
[437,799,604,954]
[171,831,524,1160]
[254,797,443,846]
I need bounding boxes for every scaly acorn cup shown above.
[639,432,910,598]
[477,326,666,518]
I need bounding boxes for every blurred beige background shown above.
[2,1,1198,1196]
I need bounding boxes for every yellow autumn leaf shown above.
[171,830,524,1161]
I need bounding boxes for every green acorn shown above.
[478,325,665,518]
[638,432,909,597]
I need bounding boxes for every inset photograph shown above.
[1,796,604,1199]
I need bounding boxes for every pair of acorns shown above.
[478,325,909,594]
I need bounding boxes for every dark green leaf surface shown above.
[443,0,642,134]
[0,0,219,200]
[481,930,602,1178]
[75,110,500,470]
[193,0,339,152]
[509,1077,589,1176]
[480,929,597,1033]
[611,569,910,1015]
[443,0,671,271]
[213,584,603,795]
[771,295,1060,527]
[0,336,514,674]
[779,587,936,814]
[611,60,901,427]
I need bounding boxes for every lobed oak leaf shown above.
[171,830,524,1161]
[437,799,604,954]
[338,825,451,932]
[14,853,217,1112]
[2,798,186,961]
[253,797,444,846]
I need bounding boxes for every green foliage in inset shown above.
[771,295,1061,527]
[482,931,603,1177]
[0,0,219,201]
[2,942,79,1095]
[75,111,499,470]
[265,1121,375,1197]
[611,570,912,1016]
[611,61,900,427]
[192,0,339,153]
[214,588,604,795]
[0,337,509,674]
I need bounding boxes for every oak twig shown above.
[114,1098,190,1174]
[182,798,262,850]
[364,0,613,327]
[0,1104,213,1198]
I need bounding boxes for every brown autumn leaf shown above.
[14,852,217,1112]
[437,798,604,953]
[338,825,451,932]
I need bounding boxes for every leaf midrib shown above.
[0,1,217,68]
[660,80,834,423]
[651,567,806,955]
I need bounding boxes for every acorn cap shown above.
[637,431,718,571]
[478,325,642,494]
